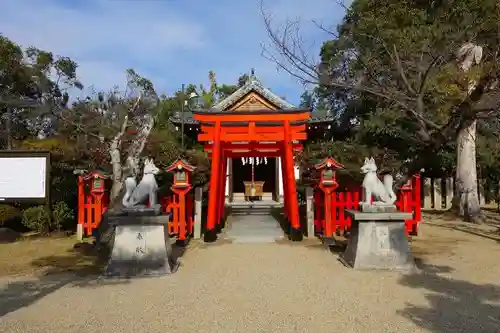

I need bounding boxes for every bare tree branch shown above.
[55,107,103,141]
[260,0,319,84]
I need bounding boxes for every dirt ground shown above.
[0,236,102,277]
[0,215,499,332]
[1,210,498,279]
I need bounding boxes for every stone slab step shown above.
[227,234,283,240]
[227,219,281,226]
[228,200,282,207]
[221,226,282,235]
[229,235,285,244]
[230,211,275,214]
[230,212,275,216]
[230,208,273,210]
[229,209,278,214]
[229,200,281,205]
[227,225,282,232]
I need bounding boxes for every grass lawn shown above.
[0,236,105,277]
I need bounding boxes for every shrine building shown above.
[170,70,333,203]
[73,71,421,245]
[169,70,334,241]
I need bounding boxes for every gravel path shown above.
[1,222,500,333]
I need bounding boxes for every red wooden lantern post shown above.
[77,170,109,238]
[166,159,196,242]
[397,174,421,236]
[315,156,344,240]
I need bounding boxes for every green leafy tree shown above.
[262,0,500,221]
[0,35,82,149]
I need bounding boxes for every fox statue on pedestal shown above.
[360,157,397,206]
[122,158,160,208]
[96,158,161,251]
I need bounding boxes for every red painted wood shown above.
[194,111,311,123]
[200,124,306,135]
[281,152,289,220]
[283,121,300,230]
[218,154,227,225]
[312,175,422,237]
[206,121,222,232]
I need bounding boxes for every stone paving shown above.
[223,214,285,243]
[1,222,500,333]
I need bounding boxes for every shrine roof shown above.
[192,107,309,115]
[167,69,335,125]
[314,156,345,170]
[212,70,295,111]
[166,158,196,172]
[169,112,334,125]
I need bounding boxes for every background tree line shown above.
[0,34,248,233]
[262,0,500,222]
[2,0,500,232]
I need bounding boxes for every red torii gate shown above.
[194,109,311,242]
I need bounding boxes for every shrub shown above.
[52,201,74,229]
[0,205,21,227]
[21,206,52,234]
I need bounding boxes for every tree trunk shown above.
[109,136,124,204]
[452,119,481,221]
[4,107,12,150]
[108,113,154,206]
[109,180,124,204]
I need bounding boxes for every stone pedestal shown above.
[340,209,416,271]
[104,211,179,278]
[305,187,314,237]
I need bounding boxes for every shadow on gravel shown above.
[0,242,126,318]
[0,273,132,318]
[397,260,500,333]
[0,241,188,318]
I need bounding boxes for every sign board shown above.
[0,151,50,203]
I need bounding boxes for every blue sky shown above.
[0,0,347,105]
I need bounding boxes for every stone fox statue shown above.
[360,157,397,205]
[122,158,160,208]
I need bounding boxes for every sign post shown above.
[0,150,51,204]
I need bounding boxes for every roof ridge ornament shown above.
[211,68,295,111]
[248,68,259,84]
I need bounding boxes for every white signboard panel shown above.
[0,157,48,200]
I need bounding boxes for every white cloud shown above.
[0,0,346,102]
[0,0,206,55]
[0,0,207,92]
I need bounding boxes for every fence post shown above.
[478,179,486,206]
[194,187,203,239]
[423,178,432,209]
[76,175,84,241]
[445,178,453,209]
[433,178,441,210]
[306,187,314,237]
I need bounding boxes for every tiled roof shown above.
[212,69,295,111]
[168,69,335,125]
[169,112,334,125]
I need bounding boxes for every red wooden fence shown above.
[78,174,422,240]
[78,193,194,240]
[77,177,194,241]
[77,175,110,236]
[162,193,194,241]
[314,174,422,237]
